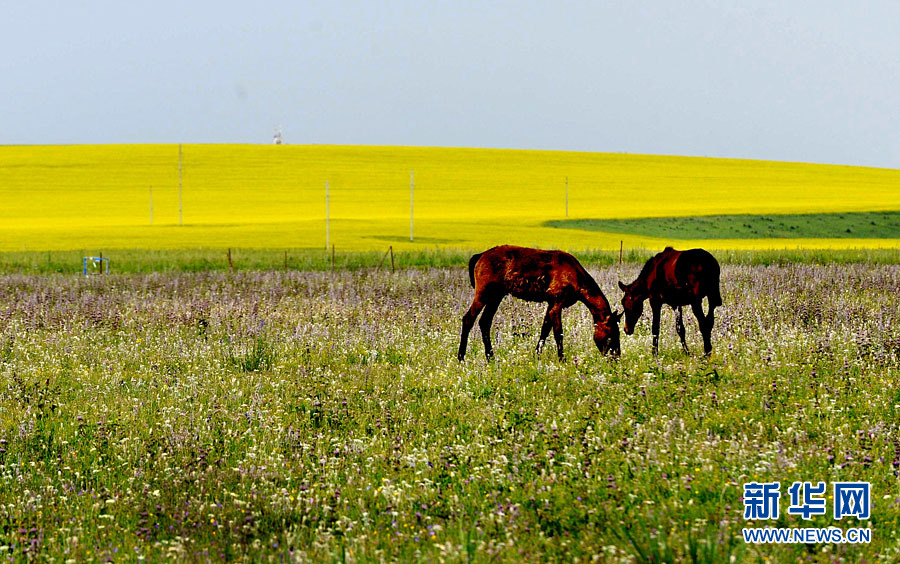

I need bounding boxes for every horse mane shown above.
[635,247,676,286]
[636,254,660,283]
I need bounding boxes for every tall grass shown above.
[1,247,900,275]
[1,264,898,561]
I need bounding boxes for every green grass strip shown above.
[1,247,900,275]
[546,211,900,239]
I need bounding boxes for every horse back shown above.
[473,245,583,301]
[641,247,720,306]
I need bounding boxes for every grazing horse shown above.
[618,247,721,356]
[458,245,621,361]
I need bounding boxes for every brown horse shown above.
[458,245,621,361]
[618,247,721,356]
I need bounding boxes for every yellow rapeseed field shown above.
[2,144,899,252]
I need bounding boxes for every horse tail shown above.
[708,284,722,308]
[468,253,483,288]
[707,259,723,308]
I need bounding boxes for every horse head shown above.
[618,281,643,335]
[594,309,622,357]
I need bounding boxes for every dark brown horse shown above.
[458,245,621,361]
[618,247,721,356]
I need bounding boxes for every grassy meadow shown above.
[2,144,900,253]
[1,263,899,562]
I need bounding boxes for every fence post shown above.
[619,241,623,265]
[390,245,395,273]
[227,248,234,272]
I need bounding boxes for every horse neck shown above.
[580,287,611,321]
[629,269,654,301]
[630,283,651,303]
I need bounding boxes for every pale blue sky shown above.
[3,1,899,167]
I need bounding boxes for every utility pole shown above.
[178,144,183,226]
[325,181,330,249]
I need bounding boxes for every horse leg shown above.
[691,300,713,356]
[650,299,662,356]
[478,296,503,360]
[703,303,716,356]
[458,296,485,361]
[550,302,565,360]
[536,303,553,355]
[675,306,689,354]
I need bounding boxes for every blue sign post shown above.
[83,256,109,276]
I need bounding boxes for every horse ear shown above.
[618,281,627,291]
